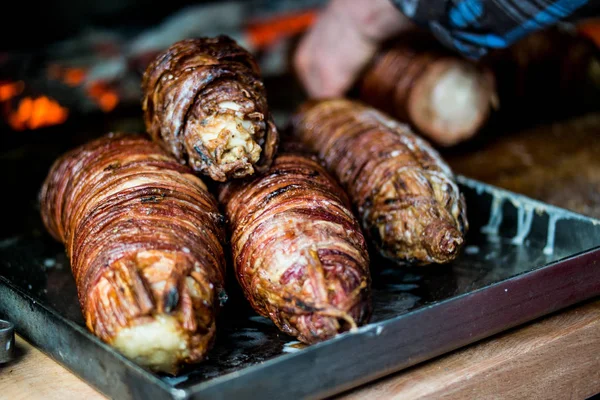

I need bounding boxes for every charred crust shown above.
[142,37,279,182]
[39,133,227,371]
[218,149,371,343]
[292,99,468,265]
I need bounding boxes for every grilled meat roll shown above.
[219,143,371,344]
[40,133,226,373]
[142,36,278,182]
[359,34,497,147]
[292,99,468,265]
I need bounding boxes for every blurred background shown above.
[0,0,599,219]
[0,0,598,134]
[0,0,327,239]
[0,0,327,133]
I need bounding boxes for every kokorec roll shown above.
[293,99,468,265]
[142,36,279,182]
[40,133,227,373]
[359,33,497,146]
[219,143,371,343]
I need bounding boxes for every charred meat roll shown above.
[359,33,497,147]
[219,143,371,344]
[40,133,226,373]
[293,99,468,265]
[142,36,279,182]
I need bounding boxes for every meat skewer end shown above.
[408,59,497,147]
[142,36,279,182]
[359,34,498,147]
[292,99,468,266]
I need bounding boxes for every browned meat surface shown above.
[219,143,371,344]
[359,33,496,147]
[142,36,278,182]
[39,133,226,373]
[292,99,468,265]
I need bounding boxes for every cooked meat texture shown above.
[360,34,496,147]
[219,143,371,343]
[39,133,226,374]
[142,36,278,182]
[293,99,468,265]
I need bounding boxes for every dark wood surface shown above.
[343,298,600,400]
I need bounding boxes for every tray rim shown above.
[186,246,600,399]
[457,175,600,224]
[0,275,177,399]
[1,176,599,399]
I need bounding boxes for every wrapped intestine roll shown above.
[293,99,468,265]
[40,133,227,373]
[142,36,279,182]
[219,142,371,343]
[359,33,497,146]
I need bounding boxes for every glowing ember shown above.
[7,96,69,131]
[47,65,88,87]
[46,66,119,112]
[87,81,119,112]
[98,91,119,112]
[246,10,316,49]
[0,81,24,102]
[63,68,87,87]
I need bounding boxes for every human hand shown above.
[293,0,412,98]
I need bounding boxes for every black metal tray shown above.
[1,165,600,399]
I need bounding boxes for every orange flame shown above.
[46,65,119,112]
[63,68,87,87]
[87,81,119,112]
[246,10,317,49]
[0,81,24,102]
[47,65,88,87]
[7,96,69,131]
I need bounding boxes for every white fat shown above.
[431,66,481,129]
[228,122,252,148]
[107,176,154,194]
[137,250,175,271]
[240,119,254,132]
[186,276,201,298]
[253,217,358,283]
[112,315,186,371]
[268,244,308,279]
[218,101,242,111]
[200,115,258,163]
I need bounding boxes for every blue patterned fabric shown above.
[392,0,597,57]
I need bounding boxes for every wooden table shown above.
[2,298,599,400]
[2,112,600,399]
